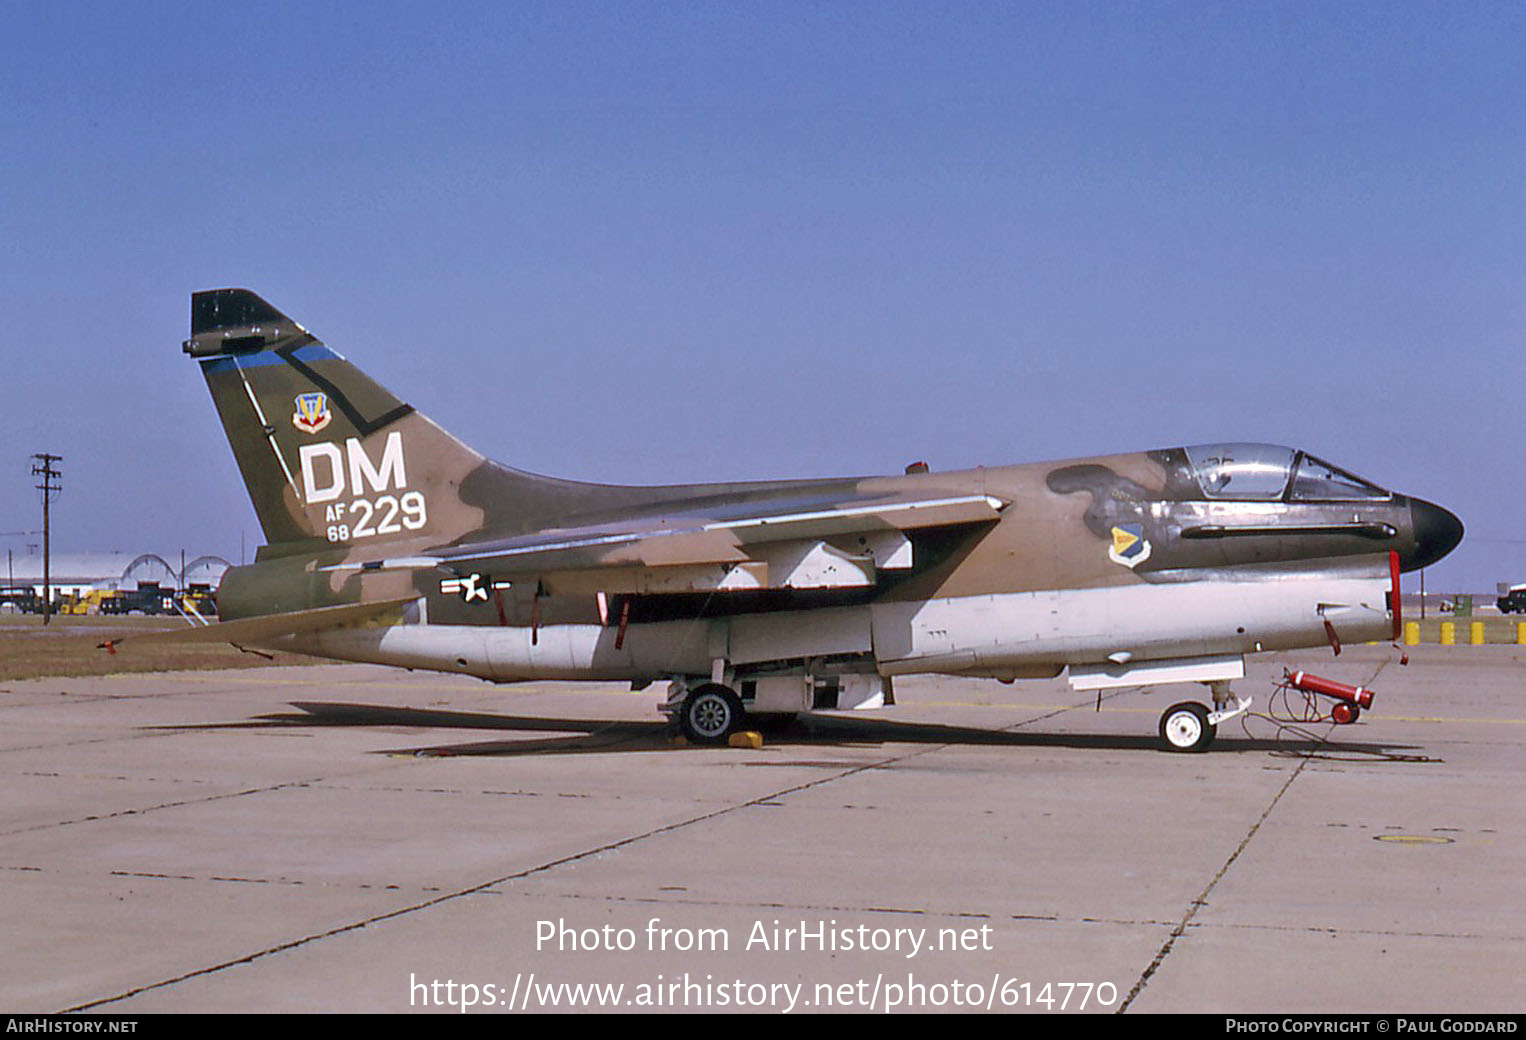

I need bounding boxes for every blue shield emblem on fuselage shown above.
[1108,523,1151,568]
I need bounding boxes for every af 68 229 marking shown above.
[324,491,427,543]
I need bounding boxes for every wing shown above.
[353,488,1008,595]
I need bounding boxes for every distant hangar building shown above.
[1,552,231,598]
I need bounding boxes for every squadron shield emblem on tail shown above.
[292,392,332,434]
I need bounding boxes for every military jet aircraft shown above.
[161,289,1462,751]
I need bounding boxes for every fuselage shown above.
[220,442,1460,687]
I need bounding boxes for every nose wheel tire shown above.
[679,684,745,745]
[1159,701,1216,752]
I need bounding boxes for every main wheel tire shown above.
[1159,701,1216,753]
[679,684,745,745]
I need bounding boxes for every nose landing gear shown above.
[1158,680,1252,753]
[1160,701,1214,752]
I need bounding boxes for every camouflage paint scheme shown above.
[181,290,1463,748]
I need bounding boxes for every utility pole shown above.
[31,454,61,626]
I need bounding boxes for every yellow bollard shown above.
[1471,621,1485,645]
[1404,621,1420,646]
[1440,621,1455,645]
[1518,622,1526,646]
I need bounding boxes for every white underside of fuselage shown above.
[280,574,1390,692]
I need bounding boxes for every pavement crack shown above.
[0,779,319,838]
[1117,754,1313,1013]
[63,735,1005,1013]
[1116,657,1402,1013]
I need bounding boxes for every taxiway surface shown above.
[0,645,1520,1013]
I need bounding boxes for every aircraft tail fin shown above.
[187,289,597,554]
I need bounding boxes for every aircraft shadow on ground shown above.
[181,700,1426,761]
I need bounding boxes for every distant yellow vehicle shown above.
[54,589,115,615]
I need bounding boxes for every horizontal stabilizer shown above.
[185,289,310,356]
[99,597,418,652]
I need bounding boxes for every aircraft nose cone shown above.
[1404,497,1464,571]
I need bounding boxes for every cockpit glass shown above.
[1184,444,1295,499]
[1289,454,1390,501]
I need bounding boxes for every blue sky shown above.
[2,1,1521,590]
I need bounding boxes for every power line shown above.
[31,454,61,626]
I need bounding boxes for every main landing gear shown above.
[1157,680,1251,753]
[675,683,746,745]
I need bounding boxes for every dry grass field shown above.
[0,615,304,681]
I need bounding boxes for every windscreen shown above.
[1289,454,1390,501]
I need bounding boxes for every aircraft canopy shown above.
[1183,444,1389,502]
